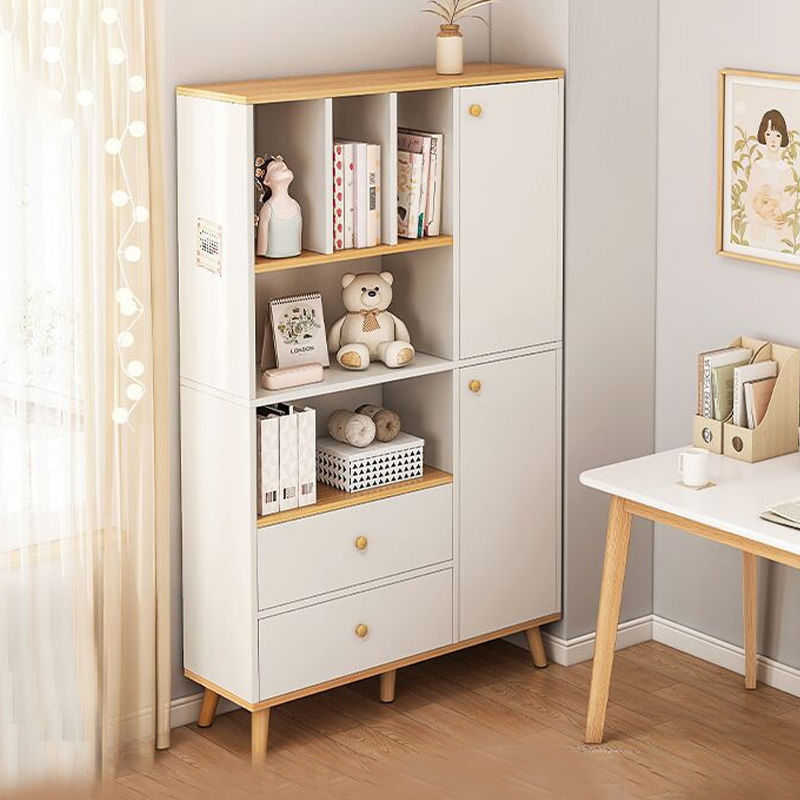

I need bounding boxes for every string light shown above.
[42,45,60,63]
[126,360,145,378]
[126,384,144,401]
[105,137,122,155]
[108,47,125,65]
[129,120,146,138]
[111,190,129,207]
[129,75,145,92]
[42,6,60,24]
[116,287,134,304]
[100,7,118,24]
[133,205,149,222]
[123,245,142,263]
[77,89,94,107]
[120,302,138,318]
[117,331,135,348]
[111,407,130,425]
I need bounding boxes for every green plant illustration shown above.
[731,124,800,253]
[277,305,320,345]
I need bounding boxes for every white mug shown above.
[678,447,710,487]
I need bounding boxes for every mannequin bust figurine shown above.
[255,155,302,258]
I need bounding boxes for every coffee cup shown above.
[678,447,710,488]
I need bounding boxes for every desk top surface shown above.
[580,448,800,555]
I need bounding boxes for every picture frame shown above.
[717,68,800,272]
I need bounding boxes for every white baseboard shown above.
[651,615,800,699]
[170,691,238,729]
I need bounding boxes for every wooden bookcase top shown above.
[176,62,564,104]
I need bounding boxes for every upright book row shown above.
[257,404,316,516]
[397,128,443,239]
[333,140,381,251]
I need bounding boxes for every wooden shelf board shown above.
[254,235,453,274]
[177,63,565,105]
[257,465,453,528]
[255,352,453,406]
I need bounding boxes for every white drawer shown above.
[257,485,452,609]
[258,568,452,701]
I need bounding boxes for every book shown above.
[400,128,443,236]
[397,130,430,237]
[700,347,752,418]
[332,143,344,251]
[711,359,751,421]
[397,150,423,239]
[366,143,381,247]
[761,497,800,530]
[266,403,299,512]
[296,406,317,507]
[744,376,777,429]
[351,141,368,247]
[731,361,777,427]
[697,347,730,414]
[269,292,330,369]
[342,142,354,249]
[257,411,280,516]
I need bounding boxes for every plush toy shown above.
[327,409,376,448]
[327,271,415,370]
[356,404,401,442]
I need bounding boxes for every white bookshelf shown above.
[177,62,564,761]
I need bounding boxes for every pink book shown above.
[333,143,344,250]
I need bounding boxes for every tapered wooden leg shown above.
[197,688,219,728]
[380,670,397,703]
[524,626,548,668]
[743,551,758,690]
[585,496,632,745]
[251,708,270,765]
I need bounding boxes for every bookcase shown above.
[177,63,564,761]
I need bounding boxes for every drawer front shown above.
[257,485,452,609]
[258,568,453,700]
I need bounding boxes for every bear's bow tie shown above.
[360,309,380,332]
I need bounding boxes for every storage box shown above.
[316,432,425,493]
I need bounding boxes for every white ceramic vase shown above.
[436,24,463,75]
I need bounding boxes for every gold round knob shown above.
[355,535,368,551]
[355,624,368,638]
[468,379,482,393]
[469,103,482,118]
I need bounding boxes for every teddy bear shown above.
[327,271,415,370]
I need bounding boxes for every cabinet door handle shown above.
[469,103,482,118]
[355,623,369,638]
[354,535,368,551]
[468,379,482,393]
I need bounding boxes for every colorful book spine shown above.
[333,143,344,251]
[342,142,355,249]
[425,133,443,236]
[398,131,429,238]
[297,406,317,507]
[366,143,381,247]
[397,150,423,239]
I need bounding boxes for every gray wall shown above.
[162,1,490,701]
[654,0,800,663]
[493,0,659,640]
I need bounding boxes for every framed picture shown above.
[718,69,800,271]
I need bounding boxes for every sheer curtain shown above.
[0,0,170,787]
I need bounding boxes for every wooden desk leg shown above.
[525,626,548,668]
[743,552,758,690]
[251,708,270,765]
[380,670,397,703]
[585,495,632,745]
[197,688,219,728]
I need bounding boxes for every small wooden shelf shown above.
[257,465,453,527]
[177,63,565,105]
[254,235,453,275]
[255,352,454,406]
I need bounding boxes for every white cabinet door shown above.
[459,352,559,640]
[459,80,561,359]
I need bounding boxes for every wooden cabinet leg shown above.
[585,496,632,745]
[197,688,219,728]
[251,708,270,764]
[380,670,397,703]
[524,626,548,668]
[743,551,758,690]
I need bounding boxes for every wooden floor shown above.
[26,640,800,799]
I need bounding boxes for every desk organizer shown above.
[316,432,424,492]
[693,336,800,462]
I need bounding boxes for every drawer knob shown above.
[468,379,482,393]
[354,535,368,551]
[355,623,369,638]
[469,103,482,118]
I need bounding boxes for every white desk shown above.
[580,447,800,744]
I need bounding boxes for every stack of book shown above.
[257,404,316,515]
[397,128,443,239]
[697,346,777,428]
[333,140,380,250]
